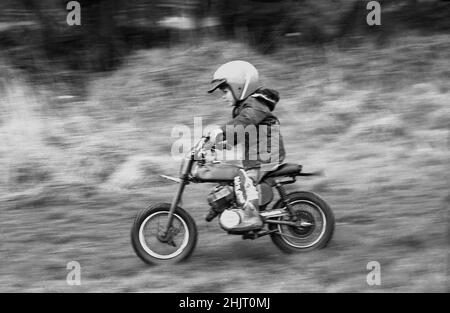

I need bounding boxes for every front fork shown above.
[160,157,194,241]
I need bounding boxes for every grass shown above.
[0,33,449,292]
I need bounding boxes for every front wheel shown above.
[268,192,334,253]
[131,203,197,265]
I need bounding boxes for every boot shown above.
[205,207,222,222]
[231,201,263,232]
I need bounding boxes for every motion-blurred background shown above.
[0,0,449,292]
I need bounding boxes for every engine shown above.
[207,185,235,215]
[219,209,245,230]
[207,185,246,230]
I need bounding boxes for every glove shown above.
[207,128,223,143]
[203,139,215,152]
[215,140,231,151]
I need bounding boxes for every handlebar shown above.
[190,136,229,162]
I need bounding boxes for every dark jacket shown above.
[219,88,286,170]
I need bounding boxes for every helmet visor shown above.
[207,78,227,93]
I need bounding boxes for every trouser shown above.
[233,169,259,210]
[233,164,280,209]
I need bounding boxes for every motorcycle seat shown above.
[263,163,302,179]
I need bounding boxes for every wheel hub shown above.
[157,226,180,247]
[290,211,315,236]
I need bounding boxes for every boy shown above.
[206,60,286,231]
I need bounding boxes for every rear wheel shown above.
[131,203,197,265]
[268,192,334,253]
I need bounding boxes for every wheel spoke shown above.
[156,216,163,236]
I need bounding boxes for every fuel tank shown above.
[192,162,240,182]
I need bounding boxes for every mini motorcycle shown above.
[131,137,335,265]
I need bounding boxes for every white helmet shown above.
[208,60,261,101]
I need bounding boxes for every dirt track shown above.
[1,179,447,292]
